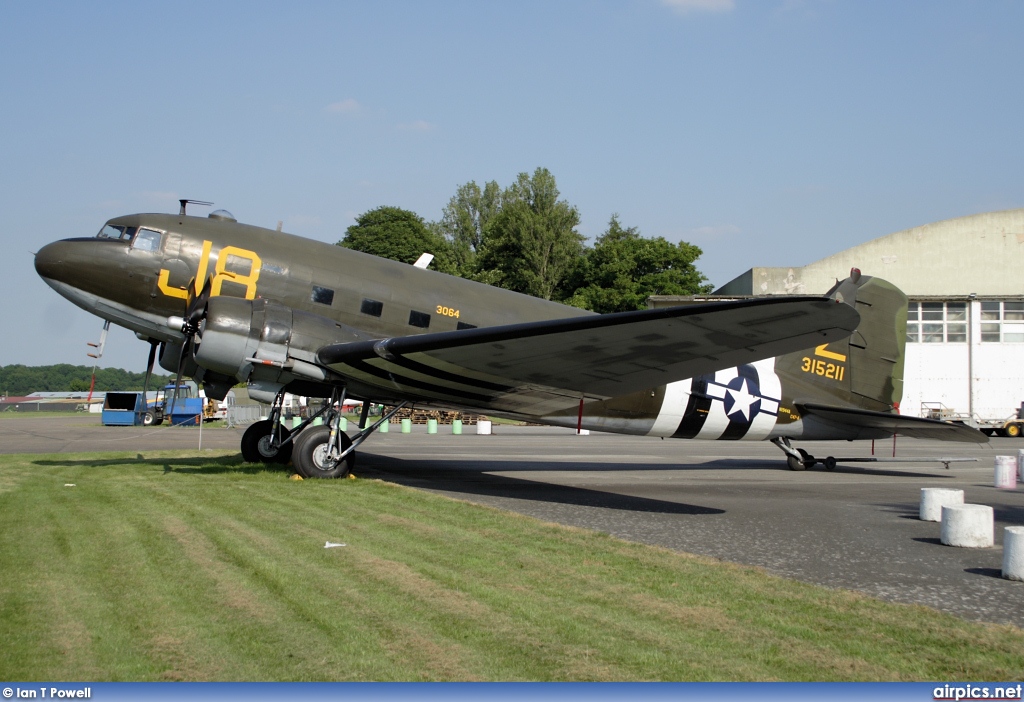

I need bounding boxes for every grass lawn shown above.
[0,450,1021,682]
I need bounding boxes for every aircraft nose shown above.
[34,240,69,281]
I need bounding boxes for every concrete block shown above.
[941,504,994,548]
[920,488,963,522]
[1003,526,1024,581]
[995,455,1017,489]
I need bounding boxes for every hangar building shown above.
[658,209,1024,427]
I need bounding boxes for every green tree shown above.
[338,206,457,274]
[0,364,172,396]
[563,215,712,313]
[476,168,584,300]
[436,180,501,275]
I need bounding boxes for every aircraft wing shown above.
[317,296,859,413]
[796,403,989,443]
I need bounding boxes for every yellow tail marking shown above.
[815,343,847,362]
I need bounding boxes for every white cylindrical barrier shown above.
[919,488,964,522]
[476,420,492,435]
[940,504,994,548]
[1018,449,1024,483]
[995,455,1017,489]
[1003,526,1024,581]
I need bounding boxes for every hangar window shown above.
[408,310,431,328]
[906,302,967,343]
[981,301,1024,342]
[360,299,383,317]
[311,285,334,306]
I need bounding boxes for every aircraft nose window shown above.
[97,224,137,240]
[132,228,162,252]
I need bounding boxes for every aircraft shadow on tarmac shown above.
[698,459,952,478]
[357,454,725,516]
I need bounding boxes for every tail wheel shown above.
[241,420,292,464]
[1007,423,1022,438]
[786,455,806,471]
[787,448,815,471]
[293,426,354,479]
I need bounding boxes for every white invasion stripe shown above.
[695,367,738,440]
[647,379,691,437]
[745,357,782,441]
[706,383,727,400]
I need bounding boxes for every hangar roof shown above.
[715,209,1024,297]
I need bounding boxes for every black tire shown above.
[293,426,354,479]
[241,420,292,464]
[824,456,837,471]
[787,455,806,471]
[142,411,156,426]
[798,448,816,469]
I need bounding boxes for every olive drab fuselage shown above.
[35,211,917,443]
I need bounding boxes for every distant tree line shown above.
[0,365,173,396]
[338,167,713,313]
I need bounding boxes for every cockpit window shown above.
[97,224,138,240]
[132,228,162,252]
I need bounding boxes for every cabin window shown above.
[311,286,334,306]
[360,299,383,317]
[456,322,477,330]
[97,224,137,240]
[408,310,431,328]
[132,228,162,252]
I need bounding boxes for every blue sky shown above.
[2,0,1022,371]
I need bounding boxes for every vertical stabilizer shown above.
[777,271,908,412]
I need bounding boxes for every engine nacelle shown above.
[194,297,366,389]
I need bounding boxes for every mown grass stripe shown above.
[0,450,1022,681]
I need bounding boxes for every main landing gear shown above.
[240,387,406,479]
[771,437,837,471]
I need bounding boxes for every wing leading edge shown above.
[317,296,860,414]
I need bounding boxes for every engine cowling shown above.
[193,296,367,390]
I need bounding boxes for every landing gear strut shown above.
[290,388,407,479]
[241,390,293,464]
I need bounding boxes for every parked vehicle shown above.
[143,381,203,426]
[921,401,1024,437]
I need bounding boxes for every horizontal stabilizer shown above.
[318,296,859,405]
[796,402,988,443]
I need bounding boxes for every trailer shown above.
[921,401,1024,437]
[101,392,145,426]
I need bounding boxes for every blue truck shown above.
[143,382,204,426]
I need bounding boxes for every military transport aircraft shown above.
[34,201,985,478]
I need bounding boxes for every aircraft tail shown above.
[776,270,907,413]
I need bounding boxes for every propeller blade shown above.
[168,344,186,420]
[171,276,211,422]
[142,339,158,400]
[186,276,213,327]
